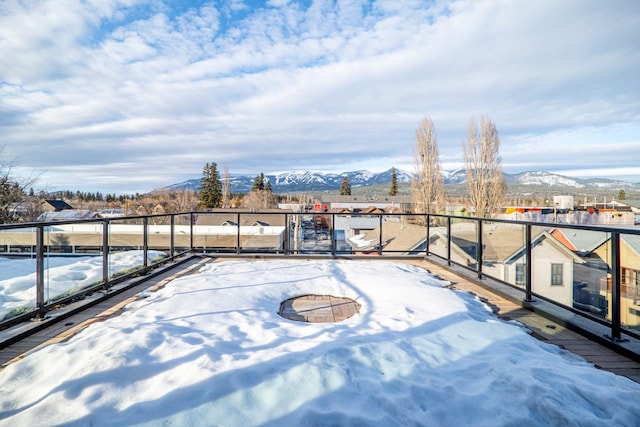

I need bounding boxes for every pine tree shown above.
[265,179,273,193]
[252,173,265,191]
[389,167,398,196]
[340,176,351,195]
[198,162,222,208]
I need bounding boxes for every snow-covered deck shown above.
[1,257,639,426]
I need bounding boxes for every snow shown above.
[0,258,639,426]
[0,251,166,320]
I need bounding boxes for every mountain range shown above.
[163,169,640,194]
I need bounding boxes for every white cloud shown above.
[1,0,639,193]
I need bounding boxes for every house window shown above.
[515,264,525,286]
[551,264,563,286]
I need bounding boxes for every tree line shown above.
[198,163,278,210]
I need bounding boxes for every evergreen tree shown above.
[389,167,398,196]
[618,189,626,200]
[340,176,351,195]
[252,173,265,191]
[198,162,222,208]
[265,179,273,193]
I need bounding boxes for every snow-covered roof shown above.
[38,210,100,222]
[334,216,380,231]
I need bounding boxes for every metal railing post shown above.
[609,232,624,341]
[143,216,149,268]
[189,212,194,251]
[524,224,534,302]
[170,215,175,256]
[476,219,483,279]
[331,213,336,256]
[284,213,289,255]
[35,225,45,319]
[378,214,383,256]
[446,216,452,266]
[425,214,430,256]
[236,212,241,255]
[102,220,109,289]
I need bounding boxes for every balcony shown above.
[1,210,639,360]
[1,211,640,424]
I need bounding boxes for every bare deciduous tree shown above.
[241,190,277,210]
[167,189,198,213]
[1,146,38,223]
[411,117,444,219]
[463,115,506,218]
[222,164,232,208]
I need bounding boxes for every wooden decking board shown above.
[408,259,640,384]
[279,295,360,323]
[592,360,640,369]
[582,354,634,363]
[605,368,640,377]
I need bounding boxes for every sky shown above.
[1,0,639,195]
[1,258,639,425]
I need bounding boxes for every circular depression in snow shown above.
[278,294,361,323]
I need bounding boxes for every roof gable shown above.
[44,199,74,211]
[553,228,609,255]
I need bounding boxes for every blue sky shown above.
[1,0,639,194]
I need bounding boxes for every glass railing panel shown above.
[0,227,37,322]
[147,215,172,263]
[43,222,105,304]
[192,212,239,253]
[427,215,448,259]
[173,213,192,254]
[290,213,331,254]
[529,226,609,318]
[298,212,332,254]
[480,222,526,287]
[333,214,378,255]
[239,212,288,253]
[380,214,427,255]
[107,218,146,280]
[620,231,640,332]
[449,218,478,270]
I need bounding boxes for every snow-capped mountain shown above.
[444,170,639,190]
[163,169,412,194]
[505,171,640,190]
[442,169,467,184]
[507,171,582,187]
[163,169,639,194]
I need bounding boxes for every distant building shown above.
[319,195,412,213]
[552,228,640,326]
[42,199,74,212]
[38,210,102,222]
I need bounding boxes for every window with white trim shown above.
[515,264,525,286]
[551,263,563,286]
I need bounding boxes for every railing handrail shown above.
[3,210,638,234]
